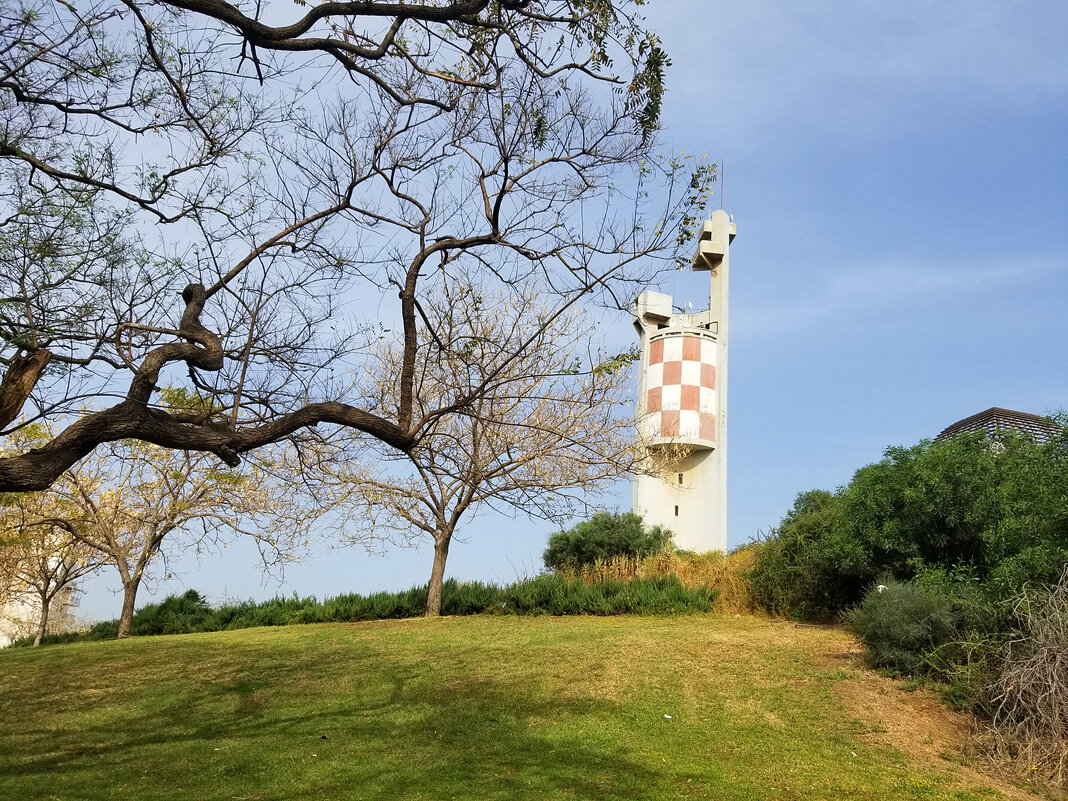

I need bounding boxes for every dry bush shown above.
[983,567,1068,791]
[562,547,758,614]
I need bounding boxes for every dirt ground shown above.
[822,630,1055,801]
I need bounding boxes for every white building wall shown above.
[633,449,723,552]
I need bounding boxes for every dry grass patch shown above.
[564,547,758,613]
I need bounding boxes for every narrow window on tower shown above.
[674,505,679,517]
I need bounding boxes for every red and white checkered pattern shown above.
[640,334,717,445]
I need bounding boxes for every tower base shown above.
[633,448,726,553]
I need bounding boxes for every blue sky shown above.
[75,0,1068,621]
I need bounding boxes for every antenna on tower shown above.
[720,160,725,211]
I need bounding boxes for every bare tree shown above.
[318,279,638,616]
[0,0,713,492]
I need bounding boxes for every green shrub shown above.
[845,580,959,676]
[132,589,216,636]
[8,595,196,647]
[505,574,579,614]
[753,424,1068,622]
[543,512,673,571]
[10,573,719,647]
[986,544,1068,599]
[214,595,321,628]
[8,630,85,647]
[441,580,504,616]
[747,490,852,621]
[912,567,1008,636]
[497,574,716,616]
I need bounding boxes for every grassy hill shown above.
[0,615,1041,801]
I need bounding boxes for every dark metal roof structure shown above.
[936,407,1062,443]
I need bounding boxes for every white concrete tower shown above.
[632,210,735,552]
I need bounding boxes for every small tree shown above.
[0,523,22,610]
[24,426,313,638]
[2,505,106,646]
[1,428,107,644]
[323,283,638,616]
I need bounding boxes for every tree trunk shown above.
[117,578,141,639]
[0,348,51,430]
[33,595,50,647]
[426,535,452,618]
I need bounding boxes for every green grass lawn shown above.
[0,615,1032,801]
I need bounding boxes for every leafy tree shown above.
[543,511,673,572]
[1,427,108,645]
[0,509,25,608]
[1,497,107,647]
[0,0,712,491]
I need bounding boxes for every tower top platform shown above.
[692,211,737,271]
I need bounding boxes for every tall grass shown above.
[558,547,757,614]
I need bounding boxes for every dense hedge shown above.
[11,575,719,646]
[750,426,1068,622]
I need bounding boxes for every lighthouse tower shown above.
[632,210,735,552]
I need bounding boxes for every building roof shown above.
[936,407,1062,443]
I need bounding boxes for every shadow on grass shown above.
[1,646,667,801]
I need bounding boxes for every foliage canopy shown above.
[751,424,1068,621]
